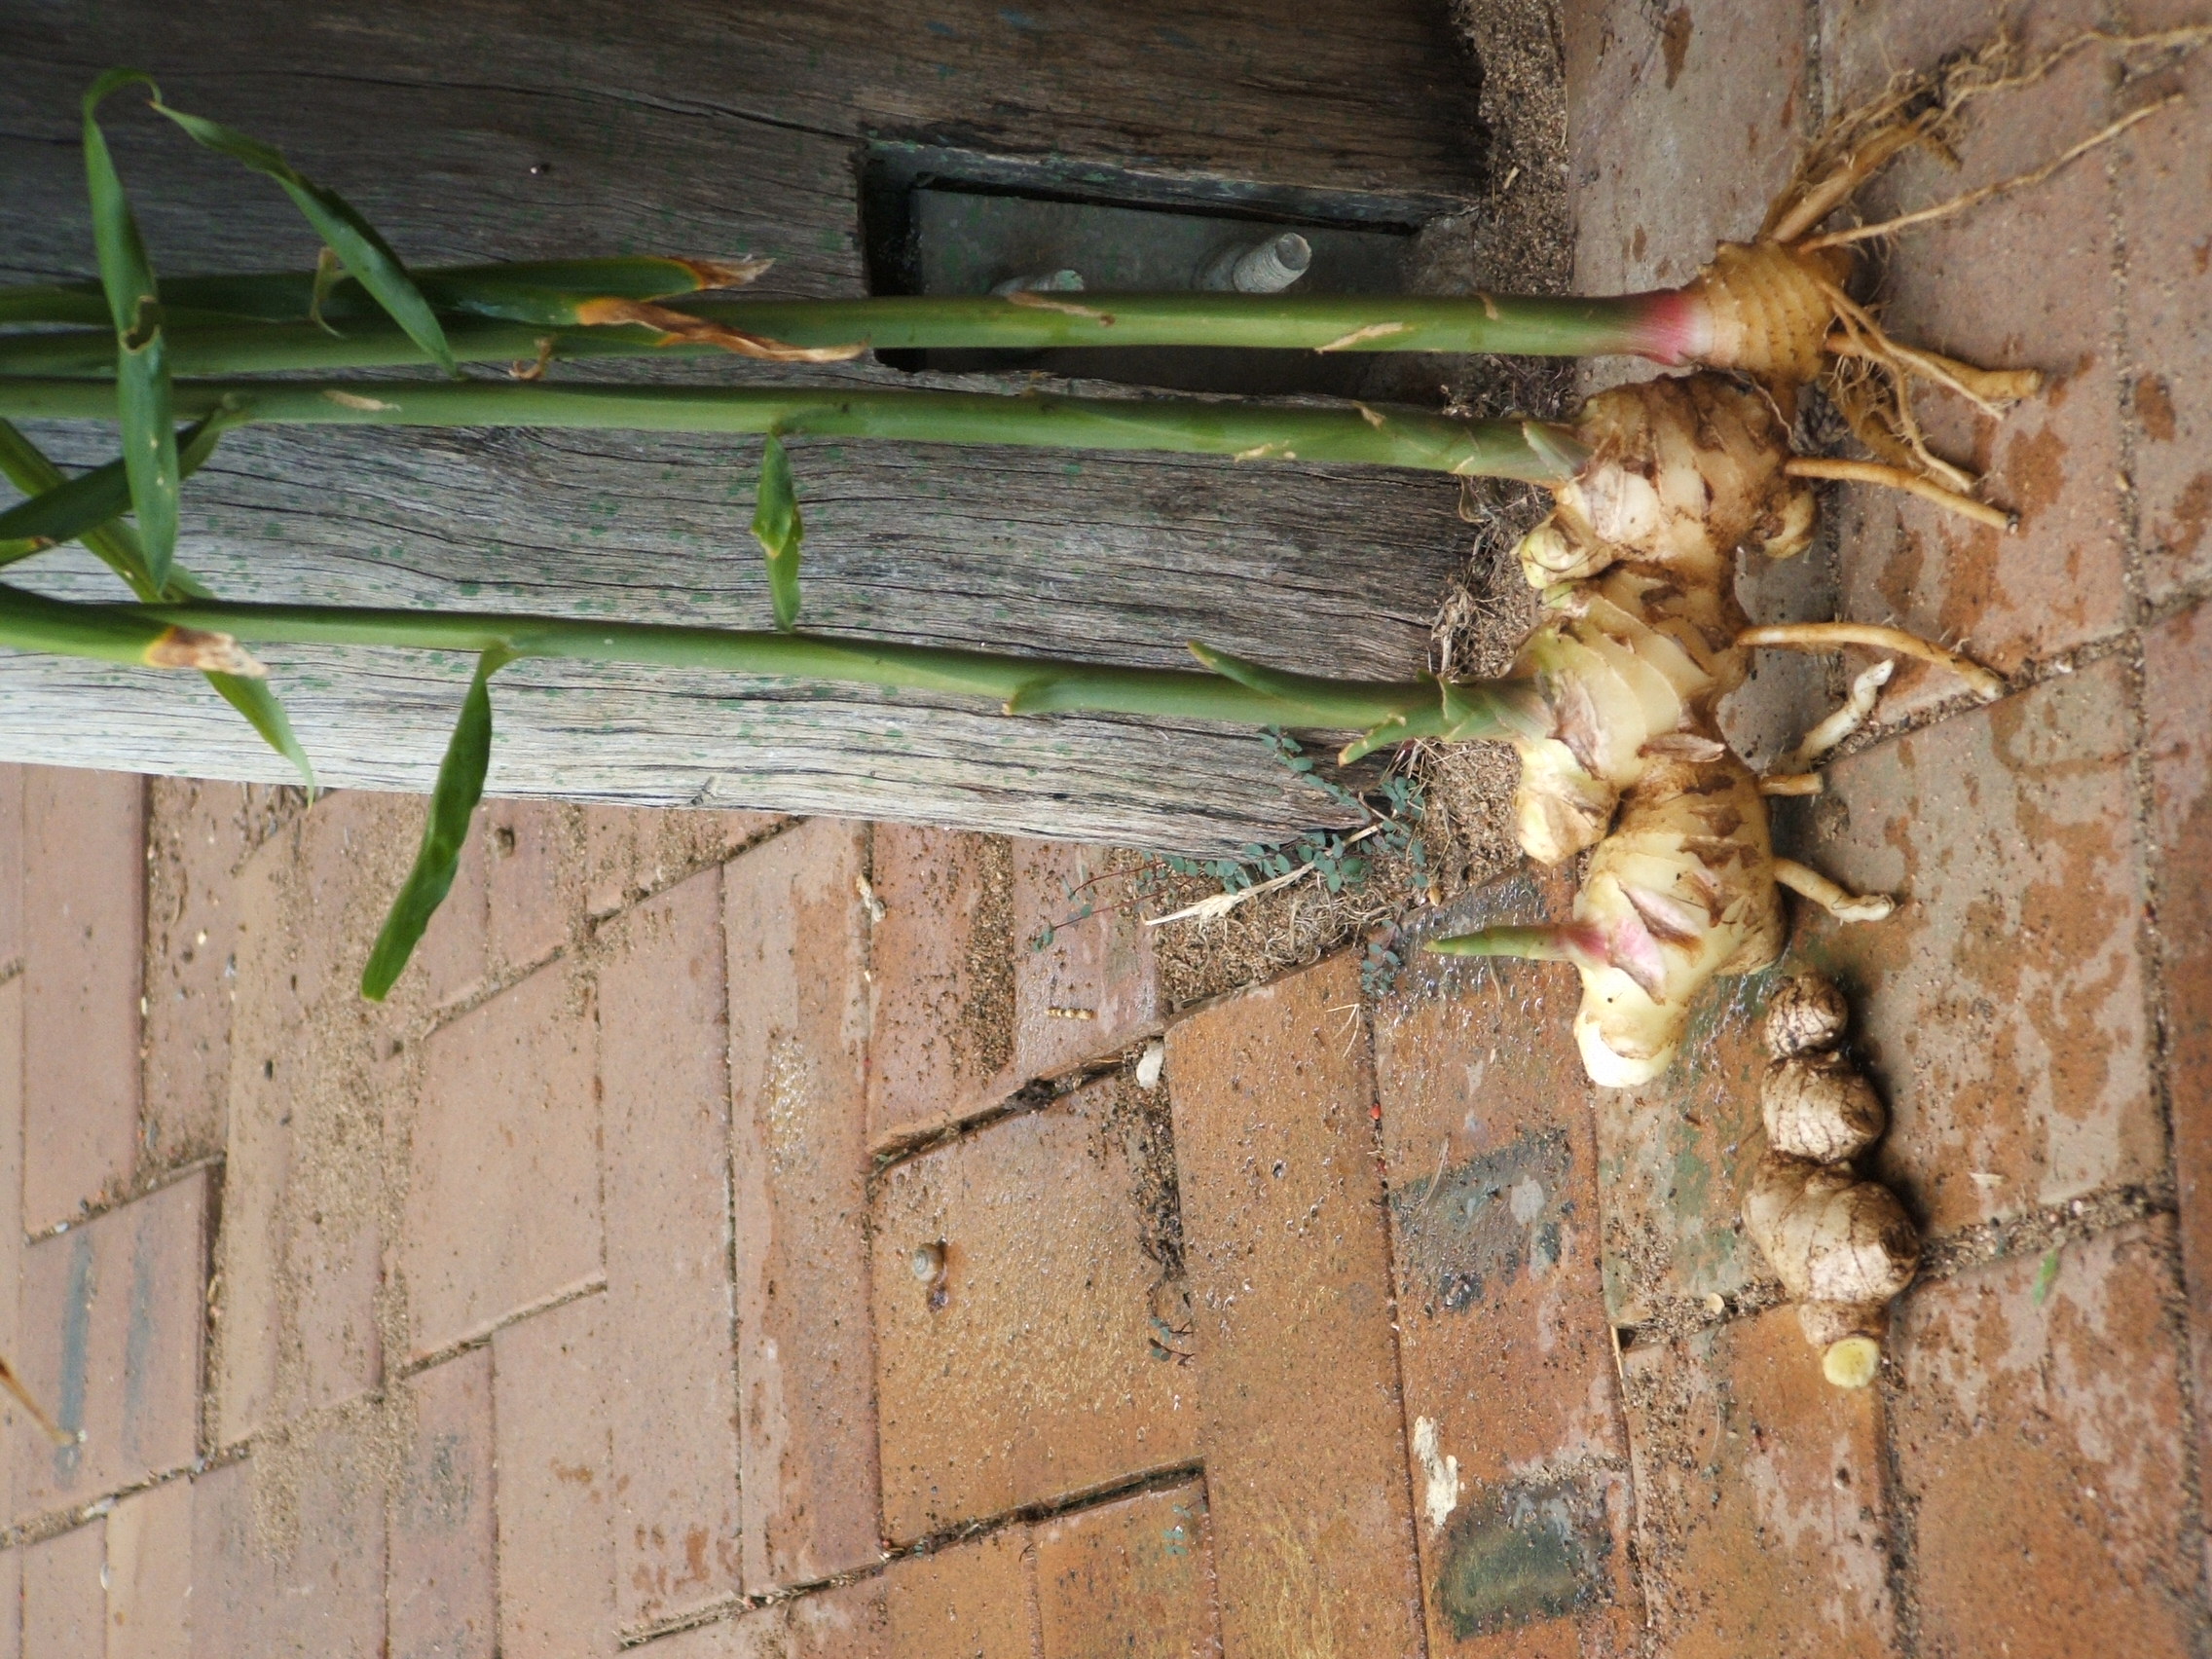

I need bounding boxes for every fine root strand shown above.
[1802,95,2181,251]
[1774,858,1895,923]
[1784,455,2017,531]
[1739,620,2008,702]
[1780,658,1894,772]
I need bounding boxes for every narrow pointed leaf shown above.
[360,647,509,1000]
[0,409,234,554]
[203,669,316,795]
[0,417,154,592]
[0,257,770,332]
[0,419,315,788]
[83,69,179,588]
[148,97,457,375]
[752,433,802,631]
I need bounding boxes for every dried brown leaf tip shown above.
[572,298,864,362]
[676,255,775,289]
[146,625,267,676]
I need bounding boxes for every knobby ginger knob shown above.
[1763,972,1850,1057]
[1763,1051,1886,1161]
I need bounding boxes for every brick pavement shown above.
[2,2,2211,1653]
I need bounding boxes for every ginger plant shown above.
[0,42,2182,1002]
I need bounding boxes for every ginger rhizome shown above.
[1427,369,1954,1084]
[1742,974,1921,1388]
[1414,34,2127,1084]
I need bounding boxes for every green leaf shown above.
[83,69,179,589]
[0,417,152,592]
[752,433,802,631]
[0,409,234,557]
[148,96,458,376]
[360,646,510,1001]
[0,419,314,789]
[204,670,317,796]
[0,257,763,331]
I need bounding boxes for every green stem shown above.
[147,596,1439,722]
[0,284,1703,376]
[0,583,1552,747]
[1425,924,1599,965]
[0,377,1585,481]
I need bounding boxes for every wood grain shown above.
[0,0,1484,851]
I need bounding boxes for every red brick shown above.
[189,1411,387,1659]
[884,1529,1039,1659]
[1889,1221,2204,1658]
[583,805,782,919]
[1035,1481,1219,1659]
[1806,660,2159,1232]
[1010,840,1160,1086]
[406,960,602,1356]
[1620,1307,1897,1659]
[2147,603,2212,1475]
[14,1171,209,1522]
[406,801,493,1011]
[1595,972,1778,1322]
[0,977,21,1354]
[20,767,143,1232]
[1819,0,2125,719]
[2118,23,2212,605]
[641,1579,887,1659]
[389,1348,497,1659]
[0,763,21,968]
[1165,952,1425,1659]
[142,779,257,1169]
[416,799,582,1006]
[1567,0,1810,297]
[872,1079,1197,1542]
[211,800,402,1447]
[1376,873,1641,1657]
[597,870,741,1629]
[484,798,578,972]
[21,1521,102,1659]
[725,822,880,1588]
[107,1477,194,1659]
[866,827,1017,1147]
[633,1607,792,1659]
[493,1294,617,1659]
[784,1576,890,1658]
